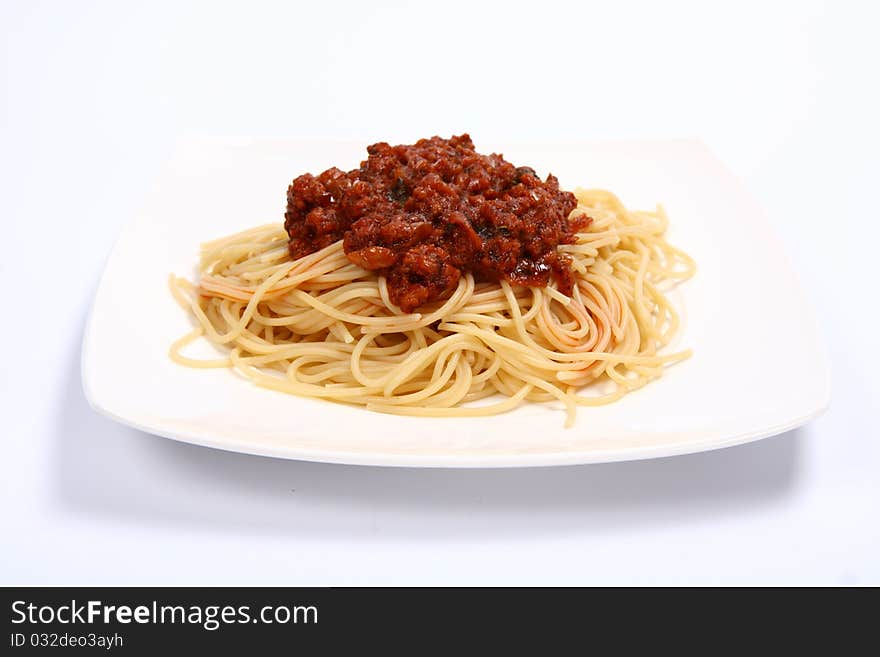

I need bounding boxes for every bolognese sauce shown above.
[284,134,589,312]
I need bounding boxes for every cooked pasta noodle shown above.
[170,189,695,426]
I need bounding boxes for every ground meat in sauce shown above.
[284,134,590,312]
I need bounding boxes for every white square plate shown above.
[82,138,830,467]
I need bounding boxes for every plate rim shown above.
[81,355,829,467]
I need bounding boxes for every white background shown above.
[2,0,877,585]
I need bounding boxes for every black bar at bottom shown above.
[2,586,856,652]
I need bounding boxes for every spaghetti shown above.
[170,188,695,426]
